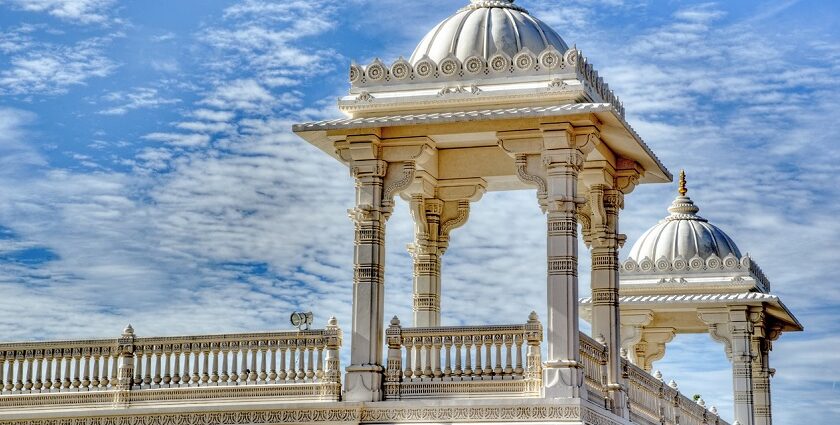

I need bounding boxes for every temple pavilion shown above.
[0,2,800,425]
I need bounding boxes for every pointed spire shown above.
[678,169,687,196]
[666,168,703,219]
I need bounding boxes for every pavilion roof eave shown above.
[292,103,671,184]
[580,292,803,332]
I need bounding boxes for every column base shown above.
[344,365,384,402]
[543,361,584,399]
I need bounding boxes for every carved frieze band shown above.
[0,404,604,425]
[548,256,577,277]
[413,295,441,311]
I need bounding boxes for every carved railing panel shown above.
[384,314,543,399]
[578,336,728,425]
[0,320,342,409]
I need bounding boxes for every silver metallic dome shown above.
[627,171,741,263]
[409,0,569,65]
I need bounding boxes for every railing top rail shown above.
[398,323,528,336]
[0,327,339,352]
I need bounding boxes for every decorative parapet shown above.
[577,335,727,424]
[0,320,342,410]
[621,253,771,293]
[348,47,625,117]
[384,313,543,400]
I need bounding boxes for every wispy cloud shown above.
[0,36,116,95]
[98,87,180,115]
[0,0,117,25]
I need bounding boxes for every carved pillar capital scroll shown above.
[407,183,480,327]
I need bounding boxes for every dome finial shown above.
[678,169,687,196]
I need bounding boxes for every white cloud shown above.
[1,0,116,25]
[0,37,116,95]
[99,87,180,115]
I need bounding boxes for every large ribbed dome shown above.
[627,172,741,263]
[409,0,569,65]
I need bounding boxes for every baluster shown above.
[230,343,239,383]
[315,345,323,380]
[297,340,305,381]
[453,337,463,378]
[0,354,4,393]
[33,351,45,391]
[423,337,432,378]
[220,344,230,384]
[63,351,72,389]
[463,337,472,377]
[241,344,250,383]
[182,345,192,386]
[259,343,268,383]
[278,345,287,381]
[200,346,209,384]
[191,347,201,385]
[71,352,83,389]
[413,337,422,379]
[443,337,452,378]
[151,347,161,387]
[142,349,152,387]
[99,351,109,388]
[494,335,503,376]
[473,336,483,377]
[269,344,278,382]
[109,353,118,388]
[433,337,442,379]
[132,349,142,388]
[82,351,93,390]
[172,347,182,385]
[484,336,494,376]
[210,345,220,384]
[306,344,315,381]
[162,348,172,386]
[287,345,297,381]
[24,352,34,391]
[514,334,524,376]
[403,338,413,379]
[3,353,13,392]
[504,335,514,376]
[43,351,53,391]
[89,350,99,389]
[14,353,24,391]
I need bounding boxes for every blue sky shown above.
[0,0,838,422]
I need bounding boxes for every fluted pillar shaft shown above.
[730,308,755,425]
[410,197,443,327]
[344,138,389,401]
[589,186,626,416]
[542,144,587,399]
[752,336,772,425]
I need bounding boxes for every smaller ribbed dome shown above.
[410,0,569,65]
[627,171,741,263]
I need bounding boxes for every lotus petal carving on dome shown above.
[722,253,740,269]
[639,257,654,272]
[488,52,512,73]
[688,255,705,270]
[438,55,461,77]
[705,253,722,270]
[463,55,485,75]
[513,49,536,71]
[672,256,687,271]
[655,256,671,272]
[539,47,562,70]
[622,259,638,272]
[349,64,363,84]
[413,57,436,79]
[366,59,387,82]
[390,58,411,81]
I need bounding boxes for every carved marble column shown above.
[541,124,595,399]
[408,197,471,327]
[700,308,755,425]
[585,182,627,416]
[750,308,779,425]
[342,133,415,402]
